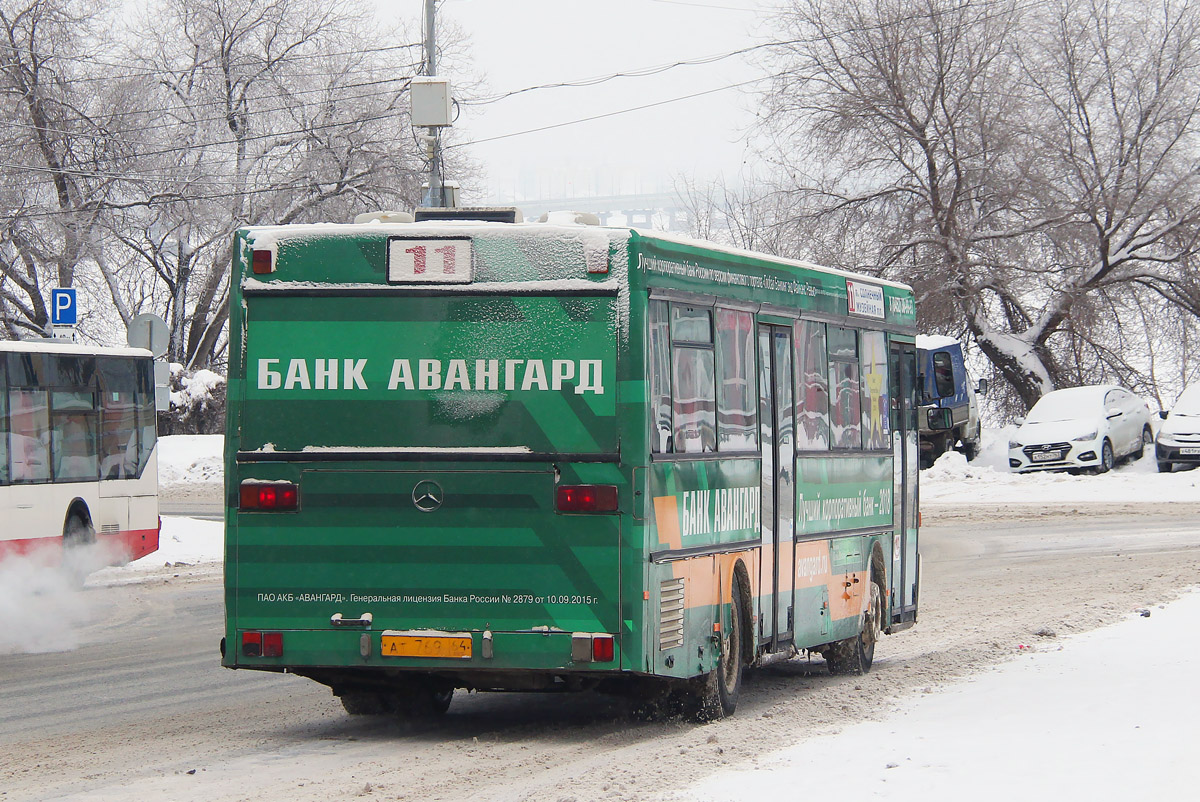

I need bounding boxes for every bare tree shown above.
[107,0,430,367]
[756,0,1200,411]
[0,0,135,337]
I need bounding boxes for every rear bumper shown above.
[223,627,626,678]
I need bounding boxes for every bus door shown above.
[758,324,796,648]
[888,342,919,624]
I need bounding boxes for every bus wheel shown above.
[392,685,454,717]
[693,580,744,721]
[428,687,454,715]
[339,691,392,716]
[62,509,95,584]
[826,575,882,675]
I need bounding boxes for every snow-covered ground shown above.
[671,589,1200,801]
[78,435,1200,799]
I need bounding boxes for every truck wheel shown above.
[960,440,979,461]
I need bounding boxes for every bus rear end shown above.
[223,220,632,713]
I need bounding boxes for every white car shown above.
[1008,385,1153,473]
[1155,385,1200,473]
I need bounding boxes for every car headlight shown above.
[1008,440,1022,449]
[1072,431,1097,442]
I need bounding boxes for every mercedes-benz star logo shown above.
[412,480,444,513]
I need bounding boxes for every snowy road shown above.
[1,504,1197,802]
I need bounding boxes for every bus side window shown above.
[670,306,716,453]
[715,308,757,451]
[0,363,7,485]
[795,320,830,450]
[860,331,890,449]
[828,327,862,449]
[136,386,156,476]
[648,300,673,453]
[8,389,51,483]
[101,391,139,479]
[52,390,99,481]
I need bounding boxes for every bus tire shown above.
[339,691,391,716]
[63,506,95,547]
[693,578,745,721]
[826,572,883,675]
[392,685,454,717]
[62,506,95,585]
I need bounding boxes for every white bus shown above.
[0,340,160,563]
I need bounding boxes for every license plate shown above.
[1180,447,1200,455]
[381,633,472,659]
[1031,451,1062,462]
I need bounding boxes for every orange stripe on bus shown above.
[653,495,682,551]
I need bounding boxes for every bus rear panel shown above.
[224,225,637,694]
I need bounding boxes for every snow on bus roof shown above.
[0,339,151,358]
[634,229,914,293]
[243,220,626,255]
[240,220,911,295]
[241,278,620,293]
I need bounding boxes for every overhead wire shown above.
[0,0,1028,219]
[451,75,774,148]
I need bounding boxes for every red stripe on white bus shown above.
[0,523,161,563]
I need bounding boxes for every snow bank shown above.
[157,434,223,486]
[920,427,1200,505]
[671,589,1200,802]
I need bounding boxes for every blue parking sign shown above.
[51,288,77,326]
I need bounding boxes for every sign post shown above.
[128,312,172,412]
[51,288,77,340]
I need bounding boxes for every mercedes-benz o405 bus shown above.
[222,212,919,719]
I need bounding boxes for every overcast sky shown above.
[375,0,778,203]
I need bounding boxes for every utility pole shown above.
[423,0,443,207]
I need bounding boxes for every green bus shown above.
[222,209,920,719]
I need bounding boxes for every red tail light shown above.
[239,481,299,511]
[262,632,284,658]
[556,484,618,513]
[251,249,274,274]
[242,631,283,658]
[242,631,262,657]
[592,634,615,662]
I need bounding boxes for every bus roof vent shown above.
[353,210,415,224]
[413,207,523,224]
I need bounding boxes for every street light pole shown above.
[423,0,443,208]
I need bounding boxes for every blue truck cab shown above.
[916,336,987,467]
